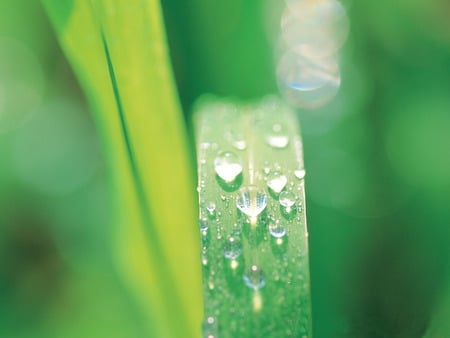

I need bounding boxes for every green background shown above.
[1,0,449,337]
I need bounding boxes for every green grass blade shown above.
[41,1,202,337]
[194,96,312,337]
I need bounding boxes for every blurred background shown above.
[1,0,450,337]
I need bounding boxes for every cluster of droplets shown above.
[277,0,349,109]
[197,101,311,337]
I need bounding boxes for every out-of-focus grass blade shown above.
[194,96,312,337]
[41,1,201,337]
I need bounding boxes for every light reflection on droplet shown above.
[244,265,266,290]
[214,151,243,182]
[236,186,268,219]
[265,123,290,148]
[267,171,288,193]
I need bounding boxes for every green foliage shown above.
[42,1,201,337]
[194,96,311,337]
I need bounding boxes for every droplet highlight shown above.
[265,124,290,149]
[214,151,243,182]
[223,236,242,260]
[236,186,268,219]
[266,171,288,194]
[244,265,266,290]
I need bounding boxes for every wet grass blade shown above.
[194,96,312,337]
[41,1,202,337]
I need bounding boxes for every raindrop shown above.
[265,123,290,148]
[244,265,266,290]
[279,191,296,209]
[294,169,306,180]
[266,171,288,194]
[223,236,242,259]
[277,50,340,109]
[214,151,243,182]
[269,222,287,238]
[236,186,268,218]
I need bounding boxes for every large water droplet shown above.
[269,222,287,238]
[277,51,340,109]
[279,191,296,208]
[244,265,266,290]
[214,151,243,182]
[294,169,306,180]
[223,236,242,259]
[236,186,268,218]
[267,171,288,193]
[281,0,350,58]
[265,124,290,148]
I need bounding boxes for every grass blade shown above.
[41,1,202,337]
[194,96,312,337]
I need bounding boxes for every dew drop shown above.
[223,236,242,259]
[294,169,306,180]
[206,201,216,219]
[199,219,209,232]
[269,222,287,238]
[202,316,218,338]
[279,191,296,208]
[236,186,268,218]
[225,129,247,150]
[244,265,266,290]
[265,124,290,149]
[214,151,243,182]
[266,171,288,194]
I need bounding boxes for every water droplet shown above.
[202,316,218,338]
[236,186,268,218]
[244,265,266,289]
[225,129,247,150]
[223,236,242,259]
[265,124,290,148]
[199,219,209,232]
[279,191,296,208]
[267,171,288,193]
[214,151,243,182]
[277,50,340,109]
[206,201,216,219]
[294,169,306,180]
[269,222,287,238]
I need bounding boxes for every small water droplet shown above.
[294,169,306,180]
[223,236,242,259]
[206,201,216,219]
[202,316,218,338]
[279,191,296,208]
[266,171,288,193]
[236,186,268,218]
[244,265,266,290]
[199,219,209,232]
[265,124,289,148]
[225,129,247,150]
[214,151,243,182]
[269,222,287,238]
